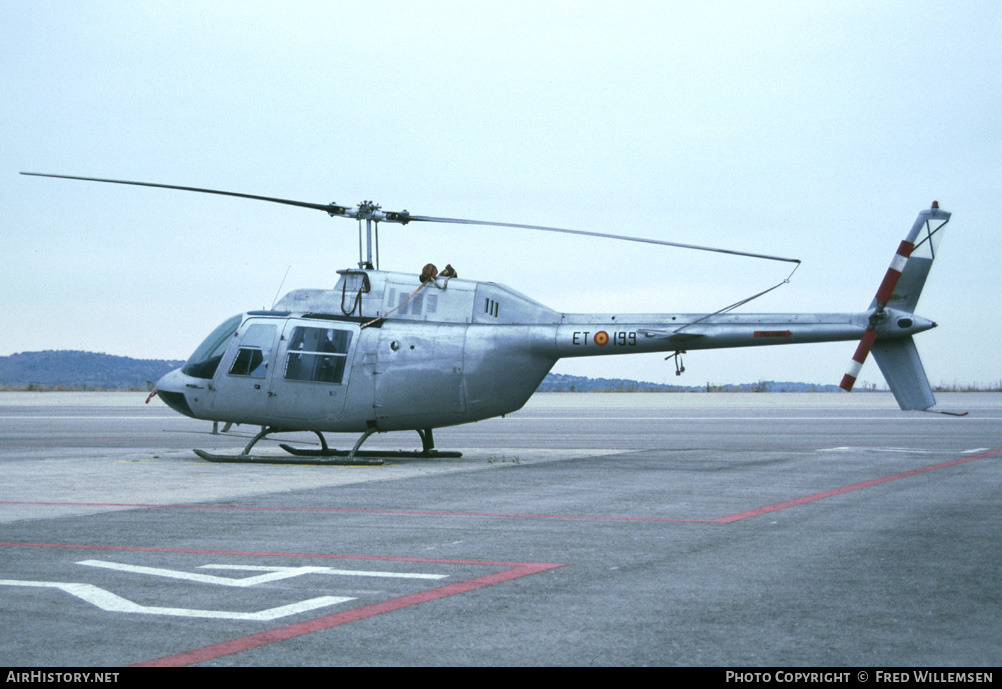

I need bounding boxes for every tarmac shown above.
[1,391,1000,667]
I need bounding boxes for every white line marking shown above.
[0,580,352,621]
[818,447,992,455]
[78,560,447,584]
[491,416,997,422]
[0,416,182,421]
[3,415,997,422]
[200,564,448,580]
[78,559,316,587]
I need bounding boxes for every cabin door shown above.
[267,319,360,424]
[207,318,280,424]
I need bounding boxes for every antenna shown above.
[270,265,291,309]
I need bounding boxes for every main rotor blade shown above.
[22,172,800,264]
[20,172,346,216]
[407,214,801,264]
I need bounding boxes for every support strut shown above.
[277,427,462,460]
[193,426,384,465]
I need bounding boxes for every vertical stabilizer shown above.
[868,255,933,314]
[870,336,936,411]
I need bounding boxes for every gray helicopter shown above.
[22,173,953,464]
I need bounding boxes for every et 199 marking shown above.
[572,331,637,346]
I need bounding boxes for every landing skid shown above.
[277,446,462,459]
[192,449,384,466]
[192,426,461,465]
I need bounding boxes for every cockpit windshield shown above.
[181,314,242,379]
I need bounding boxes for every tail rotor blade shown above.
[840,240,914,391]
[872,240,915,309]
[840,327,878,392]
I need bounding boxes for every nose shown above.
[153,368,196,418]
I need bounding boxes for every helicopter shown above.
[21,172,954,465]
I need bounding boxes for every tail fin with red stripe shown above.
[839,202,951,409]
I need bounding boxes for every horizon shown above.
[2,349,998,392]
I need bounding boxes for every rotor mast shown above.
[338,200,412,270]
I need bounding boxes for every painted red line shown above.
[135,562,561,667]
[0,501,711,523]
[3,449,996,526]
[713,448,1002,523]
[5,452,997,662]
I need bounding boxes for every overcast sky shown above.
[3,1,999,388]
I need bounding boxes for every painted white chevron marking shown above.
[0,579,352,620]
[78,559,322,587]
[76,559,447,584]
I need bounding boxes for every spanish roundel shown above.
[594,331,609,346]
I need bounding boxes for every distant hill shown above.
[0,351,184,390]
[537,372,842,393]
[0,350,844,393]
[538,372,702,392]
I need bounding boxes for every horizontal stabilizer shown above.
[870,336,936,411]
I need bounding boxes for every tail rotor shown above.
[839,236,917,391]
[839,202,951,405]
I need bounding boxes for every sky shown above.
[3,1,1000,388]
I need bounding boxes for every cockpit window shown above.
[284,326,353,384]
[182,314,242,380]
[228,323,277,378]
